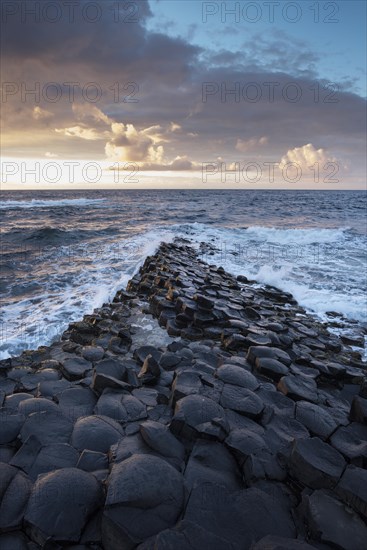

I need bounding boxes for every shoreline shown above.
[1,240,366,548]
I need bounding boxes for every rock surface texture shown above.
[0,241,366,549]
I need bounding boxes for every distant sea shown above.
[1,189,366,359]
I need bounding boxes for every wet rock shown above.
[220,385,264,419]
[102,455,185,550]
[301,489,367,550]
[277,375,318,403]
[20,410,73,446]
[295,401,337,440]
[170,394,226,441]
[336,465,367,519]
[25,468,102,545]
[0,463,32,532]
[289,437,346,489]
[71,415,124,453]
[61,356,92,381]
[216,364,259,390]
[11,436,79,481]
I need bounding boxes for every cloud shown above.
[45,152,58,158]
[33,106,54,120]
[55,125,109,141]
[279,143,337,170]
[236,136,268,153]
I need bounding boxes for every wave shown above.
[0,198,106,210]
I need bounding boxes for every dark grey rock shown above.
[95,390,147,422]
[336,465,367,520]
[81,346,105,362]
[57,387,97,421]
[71,415,124,453]
[11,436,79,481]
[159,352,182,370]
[0,410,25,444]
[184,440,242,492]
[0,463,32,532]
[295,401,337,440]
[18,397,59,416]
[330,422,367,465]
[277,375,318,403]
[20,410,73,446]
[216,364,259,390]
[255,357,289,381]
[349,395,367,424]
[170,394,226,440]
[133,345,162,365]
[25,468,102,545]
[36,378,73,398]
[3,393,33,411]
[77,450,109,472]
[61,356,92,380]
[290,437,346,489]
[247,346,292,367]
[138,354,161,385]
[139,420,185,461]
[225,428,269,466]
[301,489,367,550]
[220,385,264,419]
[252,535,316,549]
[102,455,185,550]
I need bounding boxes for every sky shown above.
[0,0,366,189]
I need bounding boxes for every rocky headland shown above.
[0,240,366,549]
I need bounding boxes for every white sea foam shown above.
[0,198,106,210]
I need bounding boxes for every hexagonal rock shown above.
[18,397,60,417]
[61,356,92,381]
[349,395,367,424]
[0,532,32,549]
[184,440,242,492]
[139,421,185,461]
[216,364,259,391]
[10,436,79,481]
[252,535,317,549]
[277,375,318,403]
[0,410,25,444]
[56,387,97,421]
[264,416,309,453]
[330,423,367,465]
[95,390,147,423]
[137,520,231,550]
[289,437,346,489]
[102,455,185,550]
[24,468,102,546]
[0,463,32,532]
[336,465,367,520]
[247,346,292,368]
[71,415,124,453]
[220,385,264,420]
[254,357,289,382]
[295,402,337,440]
[170,395,226,441]
[225,429,269,466]
[184,484,296,549]
[301,489,367,550]
[20,410,73,446]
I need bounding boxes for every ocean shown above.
[1,189,366,360]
